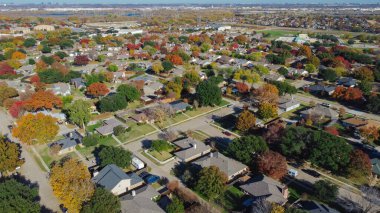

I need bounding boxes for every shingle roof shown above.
[173,138,211,161]
[96,118,127,136]
[120,185,163,213]
[239,175,287,205]
[300,105,338,119]
[296,200,339,213]
[50,131,82,150]
[92,164,143,191]
[371,158,380,175]
[192,152,248,178]
[169,101,191,112]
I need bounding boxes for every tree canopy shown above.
[195,166,227,200]
[196,81,222,106]
[236,110,256,132]
[81,187,120,213]
[227,136,268,165]
[0,137,24,173]
[98,146,132,168]
[67,100,91,129]
[0,178,41,213]
[117,84,141,102]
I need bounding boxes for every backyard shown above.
[215,186,245,212]
[116,121,156,143]
[76,135,118,158]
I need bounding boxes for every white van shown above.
[288,169,298,177]
[132,157,145,170]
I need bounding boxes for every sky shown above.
[4,0,380,4]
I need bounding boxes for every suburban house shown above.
[306,84,336,96]
[294,200,339,213]
[130,113,154,124]
[92,164,144,196]
[192,152,249,181]
[168,100,192,113]
[337,77,357,87]
[49,130,83,155]
[31,110,67,124]
[341,117,368,129]
[51,83,71,96]
[278,97,300,112]
[96,118,128,136]
[173,138,212,162]
[263,73,285,82]
[300,105,339,120]
[240,175,288,206]
[120,185,164,213]
[70,77,86,89]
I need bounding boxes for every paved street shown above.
[0,110,61,212]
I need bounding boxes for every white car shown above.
[288,169,298,177]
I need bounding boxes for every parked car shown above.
[288,169,298,177]
[321,103,331,107]
[223,131,232,136]
[144,175,160,184]
[302,169,321,178]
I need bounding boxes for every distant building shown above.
[120,185,164,213]
[300,105,339,120]
[49,131,83,155]
[51,83,71,96]
[33,25,55,31]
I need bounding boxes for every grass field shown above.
[35,144,78,168]
[117,121,156,143]
[158,113,188,128]
[216,186,245,212]
[147,149,174,162]
[77,135,118,158]
[258,29,300,39]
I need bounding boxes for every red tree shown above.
[333,86,363,102]
[257,150,287,180]
[74,55,90,66]
[324,126,339,136]
[0,62,16,75]
[166,54,183,65]
[236,82,249,94]
[30,75,40,84]
[9,101,24,118]
[348,149,372,176]
[86,83,109,97]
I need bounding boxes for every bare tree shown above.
[344,186,380,213]
[250,199,272,213]
[159,129,178,142]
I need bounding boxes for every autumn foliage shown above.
[348,149,372,178]
[12,113,59,145]
[254,84,279,105]
[0,62,16,75]
[23,91,62,111]
[166,54,183,65]
[333,86,363,102]
[236,82,249,94]
[74,55,90,66]
[257,150,288,180]
[50,158,94,213]
[9,101,24,118]
[236,110,256,132]
[324,126,339,136]
[86,83,109,97]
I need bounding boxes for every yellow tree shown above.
[254,83,279,105]
[152,61,164,74]
[0,136,24,173]
[236,110,256,132]
[12,113,59,145]
[50,158,94,213]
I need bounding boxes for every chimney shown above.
[210,152,213,158]
[93,171,99,177]
[69,132,73,138]
[281,186,289,199]
[193,143,197,149]
[132,190,136,197]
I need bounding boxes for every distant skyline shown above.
[2,0,380,5]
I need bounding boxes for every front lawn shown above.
[147,149,174,162]
[280,104,308,120]
[116,121,156,143]
[216,186,245,211]
[158,113,188,128]
[35,144,78,168]
[77,135,118,158]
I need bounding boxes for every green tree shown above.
[165,81,183,99]
[41,45,52,53]
[107,64,119,72]
[236,110,256,132]
[67,100,91,129]
[166,195,185,213]
[0,137,24,174]
[320,68,338,82]
[98,94,128,112]
[81,187,121,213]
[23,38,37,47]
[227,136,268,165]
[151,140,172,153]
[98,146,132,168]
[305,63,317,73]
[368,94,380,113]
[83,134,101,147]
[280,126,311,158]
[117,84,141,102]
[162,60,174,71]
[195,166,227,200]
[0,179,41,213]
[358,80,372,96]
[314,180,338,203]
[196,81,222,106]
[258,103,278,120]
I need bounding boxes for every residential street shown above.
[0,110,61,212]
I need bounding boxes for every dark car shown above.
[302,169,321,178]
[144,175,160,184]
[223,131,232,136]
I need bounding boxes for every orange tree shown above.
[86,82,109,98]
[12,113,59,145]
[236,110,256,132]
[23,91,62,111]
[50,157,94,213]
[257,150,287,180]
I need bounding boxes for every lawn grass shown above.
[158,113,188,128]
[258,29,300,39]
[86,122,102,133]
[141,151,161,166]
[77,135,118,158]
[117,122,156,143]
[127,100,143,110]
[35,144,79,168]
[288,187,301,203]
[192,131,209,142]
[216,186,245,211]
[280,104,308,120]
[147,149,174,162]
